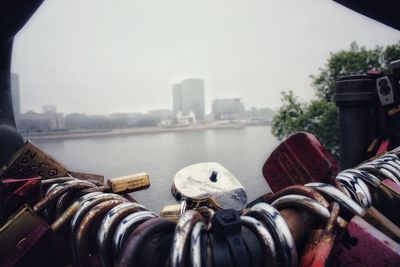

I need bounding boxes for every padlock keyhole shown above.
[210,171,218,182]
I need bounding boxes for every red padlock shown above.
[0,177,42,223]
[262,132,339,193]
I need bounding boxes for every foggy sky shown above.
[11,0,399,115]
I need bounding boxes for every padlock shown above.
[40,179,99,222]
[169,210,204,267]
[0,205,68,267]
[0,141,68,180]
[270,195,347,229]
[359,162,400,185]
[116,217,177,267]
[299,202,340,267]
[33,179,97,214]
[33,179,98,224]
[0,176,42,223]
[112,210,158,259]
[107,172,150,194]
[40,177,76,191]
[171,162,248,212]
[340,169,400,225]
[51,172,151,232]
[73,199,127,267]
[160,203,184,222]
[243,202,298,267]
[97,202,147,267]
[372,159,400,179]
[50,191,103,231]
[262,132,339,193]
[336,171,373,209]
[190,220,207,267]
[51,173,150,219]
[239,216,269,267]
[68,193,130,265]
[306,182,400,243]
[266,185,330,208]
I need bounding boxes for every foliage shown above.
[311,42,400,101]
[272,41,400,158]
[272,92,339,157]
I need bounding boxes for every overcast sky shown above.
[11,0,399,115]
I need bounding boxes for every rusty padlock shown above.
[73,199,127,267]
[52,173,149,218]
[299,202,341,267]
[302,184,400,267]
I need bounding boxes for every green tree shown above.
[272,41,400,158]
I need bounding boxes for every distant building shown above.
[212,98,245,120]
[16,106,64,132]
[175,111,196,125]
[11,73,21,115]
[172,79,205,120]
[42,105,57,113]
[148,109,173,120]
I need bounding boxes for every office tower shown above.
[212,98,245,120]
[11,73,21,114]
[172,78,205,120]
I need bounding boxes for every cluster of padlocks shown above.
[1,133,400,267]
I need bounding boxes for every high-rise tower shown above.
[172,78,205,120]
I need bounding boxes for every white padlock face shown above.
[173,162,247,211]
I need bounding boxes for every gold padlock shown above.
[107,172,150,194]
[0,141,68,180]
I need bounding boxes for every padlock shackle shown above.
[241,215,277,265]
[97,202,146,267]
[74,199,126,267]
[33,180,97,213]
[345,169,381,187]
[244,203,298,267]
[267,185,330,208]
[190,221,207,267]
[271,195,347,229]
[113,211,158,258]
[117,217,177,267]
[336,173,372,208]
[169,210,204,267]
[51,191,103,231]
[305,183,365,217]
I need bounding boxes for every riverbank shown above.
[22,124,256,141]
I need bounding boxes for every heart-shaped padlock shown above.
[171,162,248,211]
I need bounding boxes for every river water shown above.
[33,126,279,212]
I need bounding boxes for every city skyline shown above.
[11,1,399,115]
[13,72,274,116]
